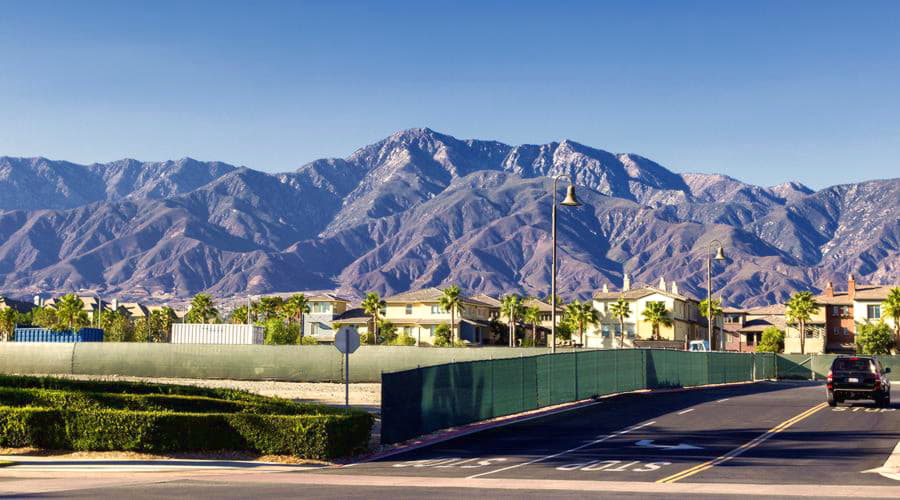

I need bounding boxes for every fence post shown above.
[575,351,579,400]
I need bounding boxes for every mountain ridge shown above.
[0,128,897,307]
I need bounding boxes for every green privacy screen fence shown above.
[381,349,776,444]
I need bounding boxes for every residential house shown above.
[331,307,371,341]
[304,294,353,343]
[723,304,786,352]
[789,276,899,354]
[589,276,713,349]
[0,296,36,314]
[382,288,495,345]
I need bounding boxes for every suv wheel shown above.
[827,392,836,407]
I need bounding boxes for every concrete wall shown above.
[0,343,558,383]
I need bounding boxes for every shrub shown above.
[756,327,784,353]
[856,321,894,355]
[390,334,416,346]
[298,335,319,345]
[378,320,397,345]
[0,407,373,459]
[0,375,374,459]
[265,319,299,345]
[433,324,452,347]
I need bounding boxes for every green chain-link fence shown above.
[381,349,773,444]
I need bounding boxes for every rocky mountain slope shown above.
[0,128,896,306]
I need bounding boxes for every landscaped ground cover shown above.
[0,375,373,460]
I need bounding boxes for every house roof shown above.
[738,316,786,333]
[815,284,897,304]
[308,293,353,303]
[722,307,745,314]
[593,286,697,303]
[333,308,370,324]
[383,287,492,307]
[0,296,36,313]
[523,298,561,312]
[469,294,502,307]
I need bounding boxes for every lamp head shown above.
[714,246,726,261]
[561,184,581,207]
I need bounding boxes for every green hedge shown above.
[0,375,374,459]
[0,386,345,416]
[0,407,372,459]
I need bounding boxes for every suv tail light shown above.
[827,370,833,390]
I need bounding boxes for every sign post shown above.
[334,329,361,411]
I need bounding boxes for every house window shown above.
[430,305,442,314]
[601,324,611,338]
[403,326,412,336]
[625,324,636,338]
[746,334,755,346]
[868,305,881,320]
[313,303,331,314]
[405,304,413,315]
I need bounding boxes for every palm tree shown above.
[439,286,466,343]
[883,287,900,348]
[500,294,524,347]
[786,291,818,354]
[608,297,631,348]
[521,305,541,346]
[642,301,672,340]
[564,300,599,346]
[0,307,18,342]
[186,293,219,323]
[283,294,311,340]
[699,297,723,347]
[361,292,386,344]
[55,294,89,333]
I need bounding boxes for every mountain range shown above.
[0,128,897,307]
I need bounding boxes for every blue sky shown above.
[1,1,898,188]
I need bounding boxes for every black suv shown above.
[827,356,891,407]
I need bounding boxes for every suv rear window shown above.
[832,358,874,372]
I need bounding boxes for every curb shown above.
[345,378,775,466]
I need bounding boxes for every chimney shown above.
[824,281,834,298]
[602,283,609,293]
[112,299,119,312]
[34,295,42,306]
[848,275,856,300]
[623,274,631,291]
[671,282,679,295]
[658,276,666,290]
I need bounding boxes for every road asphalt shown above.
[2,380,898,498]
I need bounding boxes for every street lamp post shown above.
[551,174,581,354]
[706,240,726,351]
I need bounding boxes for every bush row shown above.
[0,374,270,403]
[0,386,347,416]
[0,406,373,459]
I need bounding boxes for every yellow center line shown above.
[656,402,828,484]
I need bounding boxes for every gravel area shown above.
[17,373,381,413]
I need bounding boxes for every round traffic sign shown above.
[334,329,361,354]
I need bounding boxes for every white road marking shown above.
[677,408,695,415]
[862,440,900,481]
[716,398,730,403]
[634,439,703,451]
[465,421,655,479]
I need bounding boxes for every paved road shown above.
[3,381,898,498]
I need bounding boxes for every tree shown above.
[439,286,465,343]
[101,310,135,342]
[433,323,452,347]
[608,298,631,349]
[882,287,900,349]
[283,294,311,340]
[856,321,894,355]
[361,292,385,344]
[785,291,818,355]
[641,301,673,340]
[264,318,298,345]
[500,294,524,347]
[186,294,219,323]
[255,296,284,323]
[522,305,541,346]
[54,294,90,333]
[699,297,723,346]
[0,307,18,342]
[378,320,398,345]
[756,326,784,353]
[147,307,177,342]
[229,304,251,324]
[564,300,599,346]
[32,306,58,330]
